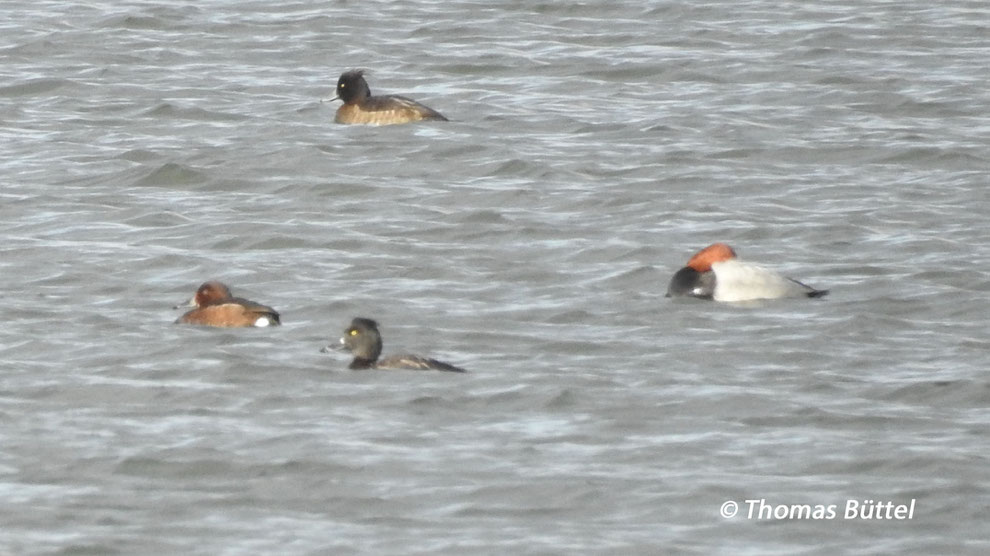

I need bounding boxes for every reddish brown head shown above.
[686,243,737,272]
[193,281,233,307]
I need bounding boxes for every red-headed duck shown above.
[331,70,448,125]
[321,317,466,372]
[666,243,828,302]
[174,281,280,328]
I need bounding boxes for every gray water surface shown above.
[1,1,988,554]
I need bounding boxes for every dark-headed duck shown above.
[331,69,448,125]
[322,317,466,372]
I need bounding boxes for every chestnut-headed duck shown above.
[666,243,828,302]
[174,281,280,327]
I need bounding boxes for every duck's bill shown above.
[320,338,348,354]
[172,296,197,310]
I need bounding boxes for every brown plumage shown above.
[174,281,280,328]
[332,70,448,125]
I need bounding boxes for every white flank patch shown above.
[254,317,271,327]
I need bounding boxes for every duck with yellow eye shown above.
[330,69,448,125]
[322,317,466,372]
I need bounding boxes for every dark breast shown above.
[666,267,716,299]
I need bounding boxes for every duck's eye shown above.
[349,329,359,336]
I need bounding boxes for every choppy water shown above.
[2,0,989,554]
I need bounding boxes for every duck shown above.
[331,69,448,125]
[174,281,280,327]
[666,243,828,302]
[323,317,466,372]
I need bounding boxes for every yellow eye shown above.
[349,329,358,336]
